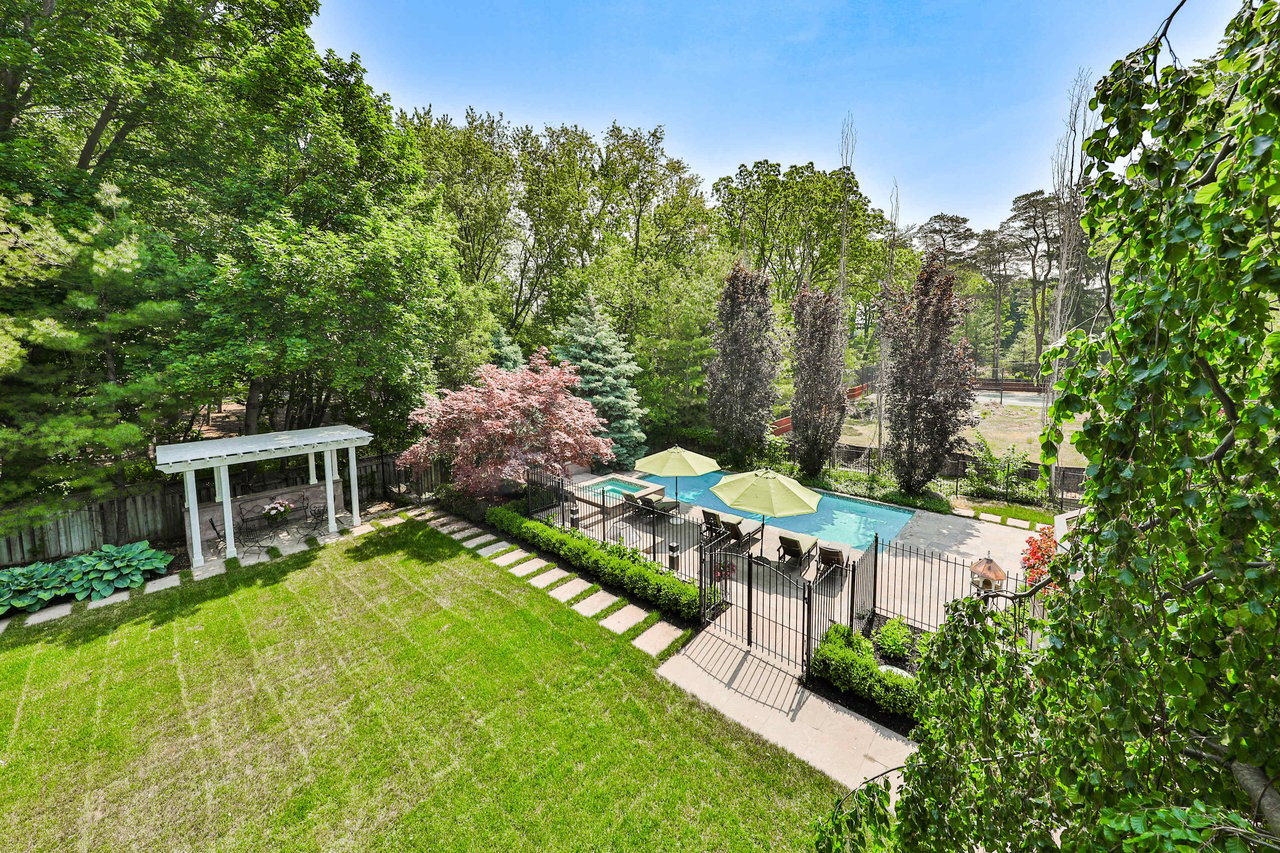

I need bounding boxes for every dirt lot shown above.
[841,398,1088,468]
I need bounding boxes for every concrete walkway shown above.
[657,631,915,789]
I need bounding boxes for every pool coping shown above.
[628,469,915,549]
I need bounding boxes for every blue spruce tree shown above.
[555,305,647,468]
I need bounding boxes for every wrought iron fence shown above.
[825,443,1084,513]
[525,469,706,583]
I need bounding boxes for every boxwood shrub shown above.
[809,624,921,719]
[486,506,701,622]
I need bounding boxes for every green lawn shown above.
[0,521,841,850]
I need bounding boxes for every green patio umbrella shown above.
[633,445,720,504]
[711,468,821,557]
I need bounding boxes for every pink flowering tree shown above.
[397,348,615,496]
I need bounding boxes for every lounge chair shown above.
[701,508,727,538]
[622,492,647,517]
[777,533,817,568]
[639,494,679,514]
[818,545,849,570]
[722,517,763,547]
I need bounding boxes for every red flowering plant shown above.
[397,348,615,497]
[1020,525,1062,594]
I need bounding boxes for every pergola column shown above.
[184,470,203,568]
[347,446,361,526]
[324,449,338,533]
[307,452,317,484]
[218,464,236,559]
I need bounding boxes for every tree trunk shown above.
[76,95,118,170]
[244,378,265,435]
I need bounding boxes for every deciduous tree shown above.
[878,251,975,494]
[790,283,847,478]
[397,350,613,496]
[706,263,781,466]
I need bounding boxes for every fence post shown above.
[869,534,879,630]
[803,580,813,673]
[569,503,580,529]
[746,555,754,648]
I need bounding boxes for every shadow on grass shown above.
[0,519,463,653]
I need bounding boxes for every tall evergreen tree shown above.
[554,305,647,468]
[878,251,976,494]
[790,283,847,478]
[490,327,523,369]
[706,263,781,465]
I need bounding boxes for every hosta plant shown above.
[0,541,173,616]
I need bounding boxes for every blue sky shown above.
[309,1,1237,230]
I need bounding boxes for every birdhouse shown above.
[970,556,1006,593]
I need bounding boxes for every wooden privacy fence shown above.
[0,452,444,567]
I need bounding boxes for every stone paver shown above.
[509,557,547,577]
[600,603,647,634]
[145,574,181,594]
[632,620,683,656]
[528,568,569,589]
[445,525,481,540]
[437,519,472,533]
[572,590,618,617]
[492,549,530,567]
[476,541,513,558]
[427,516,460,529]
[1006,517,1032,529]
[87,590,131,609]
[658,631,915,789]
[466,534,497,549]
[351,522,376,536]
[0,617,8,634]
[25,603,73,625]
[376,515,407,529]
[549,578,590,602]
[978,512,1003,524]
[191,563,227,581]
[953,508,975,518]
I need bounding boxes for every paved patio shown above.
[658,630,915,790]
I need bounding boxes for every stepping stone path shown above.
[477,541,513,558]
[1007,517,1032,529]
[573,590,617,617]
[529,568,569,589]
[549,578,590,602]
[600,604,647,634]
[978,512,1003,524]
[466,534,497,549]
[953,508,975,518]
[377,515,407,529]
[351,523,376,536]
[145,574,181,594]
[632,621,682,656]
[191,563,226,581]
[446,525,481,540]
[88,590,130,609]
[493,549,530,567]
[26,603,72,625]
[509,558,547,577]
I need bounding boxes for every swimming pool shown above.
[580,474,654,498]
[638,471,913,551]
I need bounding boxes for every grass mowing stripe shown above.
[0,521,841,850]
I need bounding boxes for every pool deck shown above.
[567,466,1035,588]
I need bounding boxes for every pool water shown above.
[593,477,649,498]
[638,472,913,551]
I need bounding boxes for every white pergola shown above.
[155,425,373,567]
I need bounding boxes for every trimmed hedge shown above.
[809,624,921,718]
[486,506,702,622]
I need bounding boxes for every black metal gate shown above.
[699,538,824,671]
